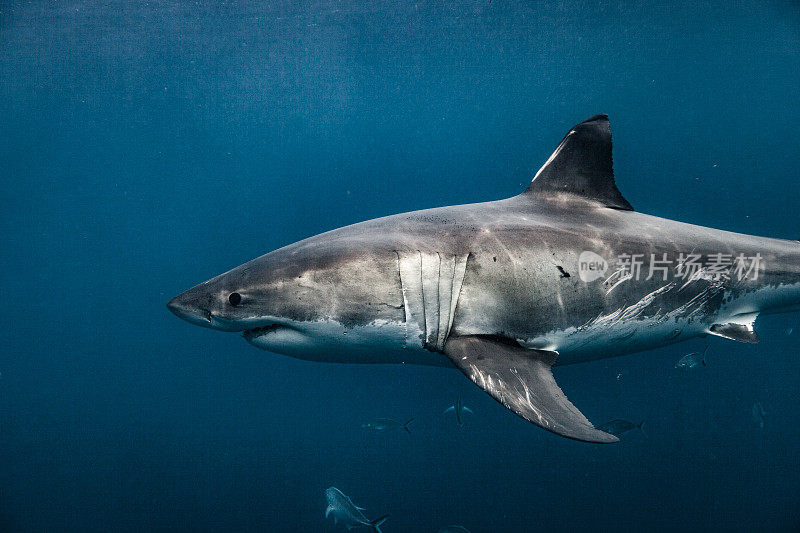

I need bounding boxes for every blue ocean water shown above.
[2,1,799,531]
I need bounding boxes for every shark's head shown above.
[167,232,410,362]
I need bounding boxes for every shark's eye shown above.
[228,292,242,306]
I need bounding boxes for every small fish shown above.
[785,328,793,336]
[675,345,709,370]
[438,527,472,533]
[325,487,389,532]
[443,396,473,426]
[752,402,766,429]
[596,419,645,437]
[362,418,414,435]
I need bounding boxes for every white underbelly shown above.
[524,315,708,365]
[245,317,449,366]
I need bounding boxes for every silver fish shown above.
[443,396,473,426]
[362,418,414,435]
[597,419,645,437]
[752,402,766,429]
[675,346,709,369]
[325,487,389,532]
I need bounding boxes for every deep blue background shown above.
[2,1,800,531]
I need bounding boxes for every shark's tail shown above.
[403,418,414,435]
[638,420,648,439]
[370,513,390,533]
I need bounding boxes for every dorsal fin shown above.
[523,114,633,210]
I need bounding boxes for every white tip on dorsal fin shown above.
[708,312,759,344]
[523,114,633,211]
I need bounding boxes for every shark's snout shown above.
[167,292,214,328]
[167,285,260,332]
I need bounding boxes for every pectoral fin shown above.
[709,313,759,344]
[442,335,618,443]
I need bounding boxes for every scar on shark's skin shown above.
[169,114,800,444]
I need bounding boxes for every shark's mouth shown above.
[242,323,284,340]
[241,321,314,354]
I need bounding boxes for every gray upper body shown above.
[168,115,800,443]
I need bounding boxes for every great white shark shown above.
[168,115,800,443]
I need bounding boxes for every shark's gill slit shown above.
[421,251,441,348]
[449,253,470,338]
[436,253,455,349]
[393,251,407,325]
[417,250,429,347]
[397,250,469,352]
